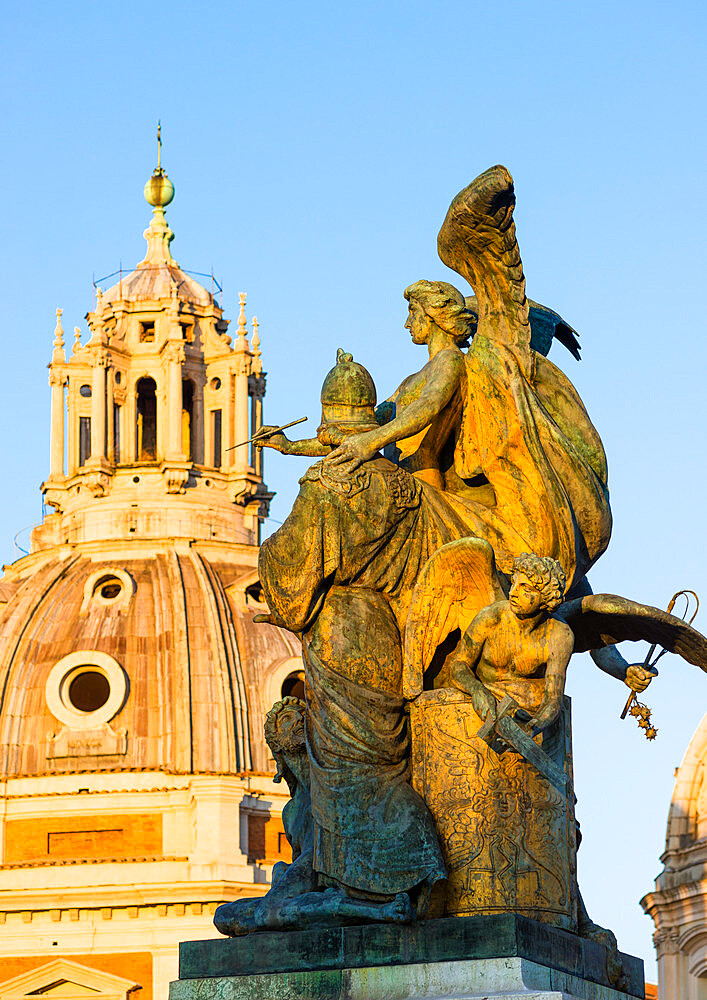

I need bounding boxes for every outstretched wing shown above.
[403,538,505,699]
[437,165,531,368]
[464,294,581,361]
[558,594,707,669]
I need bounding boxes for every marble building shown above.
[0,152,302,1000]
[642,713,707,999]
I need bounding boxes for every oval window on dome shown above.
[79,384,92,398]
[92,575,124,602]
[82,568,135,611]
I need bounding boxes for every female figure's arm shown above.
[255,428,330,457]
[326,349,464,469]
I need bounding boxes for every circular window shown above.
[92,575,124,603]
[210,377,222,390]
[115,371,122,384]
[45,651,128,730]
[68,670,111,712]
[79,384,92,398]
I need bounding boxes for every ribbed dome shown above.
[102,262,213,306]
[0,548,300,778]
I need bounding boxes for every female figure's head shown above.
[404,280,476,348]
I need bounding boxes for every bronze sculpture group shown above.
[214,166,707,971]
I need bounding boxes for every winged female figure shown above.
[319,165,611,594]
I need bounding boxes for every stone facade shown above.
[0,158,302,1000]
[642,713,707,998]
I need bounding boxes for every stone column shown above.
[248,372,266,477]
[106,368,115,463]
[49,370,65,479]
[90,350,107,461]
[165,343,185,459]
[234,355,250,472]
[125,377,137,463]
[193,377,204,465]
[67,380,78,475]
[232,293,252,474]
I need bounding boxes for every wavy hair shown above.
[404,280,476,347]
[511,553,566,612]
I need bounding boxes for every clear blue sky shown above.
[1,0,706,978]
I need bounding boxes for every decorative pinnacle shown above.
[251,316,262,374]
[238,293,248,337]
[74,326,82,350]
[144,121,174,208]
[53,309,64,347]
[52,308,65,363]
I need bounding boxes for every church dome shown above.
[102,262,213,306]
[0,545,300,777]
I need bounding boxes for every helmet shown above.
[318,349,378,437]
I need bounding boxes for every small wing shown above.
[558,594,707,669]
[465,294,581,361]
[528,299,581,361]
[438,165,531,368]
[403,538,505,699]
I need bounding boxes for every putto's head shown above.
[509,553,566,617]
[317,348,378,446]
[404,280,476,348]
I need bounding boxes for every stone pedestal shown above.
[170,914,644,1000]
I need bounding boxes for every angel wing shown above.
[558,594,707,669]
[463,294,581,361]
[403,537,505,699]
[437,165,532,368]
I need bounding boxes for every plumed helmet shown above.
[318,349,378,435]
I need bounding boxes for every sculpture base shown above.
[172,915,644,1000]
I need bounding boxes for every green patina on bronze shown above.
[212,165,707,997]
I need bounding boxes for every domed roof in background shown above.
[102,262,213,307]
[0,546,300,777]
[100,152,214,308]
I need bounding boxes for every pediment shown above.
[0,961,139,1000]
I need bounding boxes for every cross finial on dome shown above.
[140,123,177,267]
[144,121,174,209]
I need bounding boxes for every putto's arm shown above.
[590,646,657,693]
[528,624,574,734]
[448,612,497,720]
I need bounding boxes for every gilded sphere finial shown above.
[144,122,174,207]
[144,168,175,208]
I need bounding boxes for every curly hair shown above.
[404,280,476,347]
[264,696,306,754]
[511,553,566,612]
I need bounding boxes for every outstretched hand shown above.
[254,426,291,453]
[625,663,658,693]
